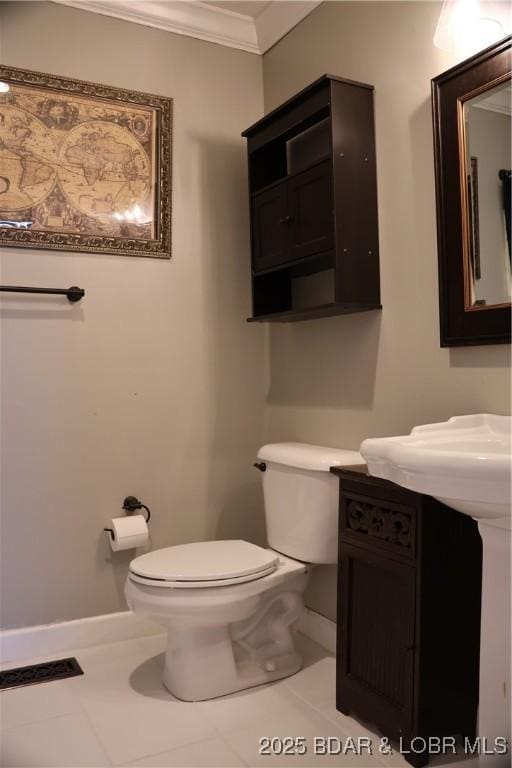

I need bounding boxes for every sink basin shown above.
[362,414,512,750]
[360,414,512,527]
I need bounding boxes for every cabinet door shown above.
[251,185,289,273]
[288,160,334,261]
[337,542,416,738]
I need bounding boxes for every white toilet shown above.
[125,442,361,701]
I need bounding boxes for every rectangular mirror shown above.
[461,80,511,309]
[432,36,511,346]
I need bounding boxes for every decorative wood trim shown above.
[345,496,413,550]
[340,489,417,568]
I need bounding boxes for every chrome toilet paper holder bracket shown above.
[103,496,151,540]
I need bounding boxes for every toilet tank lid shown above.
[257,443,363,472]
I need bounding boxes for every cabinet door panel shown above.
[337,542,415,737]
[251,185,289,273]
[288,160,334,261]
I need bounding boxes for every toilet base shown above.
[126,551,310,701]
[163,635,303,702]
[162,589,305,701]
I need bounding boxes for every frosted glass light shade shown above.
[434,0,511,56]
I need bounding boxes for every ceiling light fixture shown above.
[434,0,511,56]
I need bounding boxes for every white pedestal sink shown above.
[361,415,511,764]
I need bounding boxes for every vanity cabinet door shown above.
[334,467,482,768]
[337,542,416,737]
[288,160,334,262]
[251,185,289,273]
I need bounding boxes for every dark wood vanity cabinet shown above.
[332,466,482,768]
[242,75,380,322]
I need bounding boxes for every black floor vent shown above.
[0,657,84,690]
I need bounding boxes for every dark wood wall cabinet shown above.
[331,465,482,768]
[242,75,381,322]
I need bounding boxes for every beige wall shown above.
[0,1,266,629]
[1,1,510,631]
[262,1,511,620]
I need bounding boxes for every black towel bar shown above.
[0,285,85,302]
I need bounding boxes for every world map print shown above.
[0,84,156,239]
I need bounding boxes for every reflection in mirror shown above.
[462,79,511,309]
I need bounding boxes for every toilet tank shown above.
[257,443,363,564]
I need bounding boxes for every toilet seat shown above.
[129,539,280,588]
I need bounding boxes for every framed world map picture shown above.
[0,66,172,258]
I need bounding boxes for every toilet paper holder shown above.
[103,496,151,540]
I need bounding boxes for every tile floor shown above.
[0,633,479,768]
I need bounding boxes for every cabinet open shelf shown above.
[242,74,381,323]
[249,107,331,193]
[247,302,382,323]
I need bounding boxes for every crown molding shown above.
[56,1,259,52]
[53,0,322,54]
[254,1,321,54]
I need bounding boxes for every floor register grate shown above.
[0,657,84,690]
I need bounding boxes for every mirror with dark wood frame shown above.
[432,36,511,347]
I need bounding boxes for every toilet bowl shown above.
[126,540,308,701]
[126,443,362,701]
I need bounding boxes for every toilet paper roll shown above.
[108,515,149,551]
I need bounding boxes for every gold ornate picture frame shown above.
[0,65,172,258]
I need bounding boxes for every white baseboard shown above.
[0,611,162,665]
[296,607,337,654]
[1,605,336,667]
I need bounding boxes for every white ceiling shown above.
[55,0,322,54]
